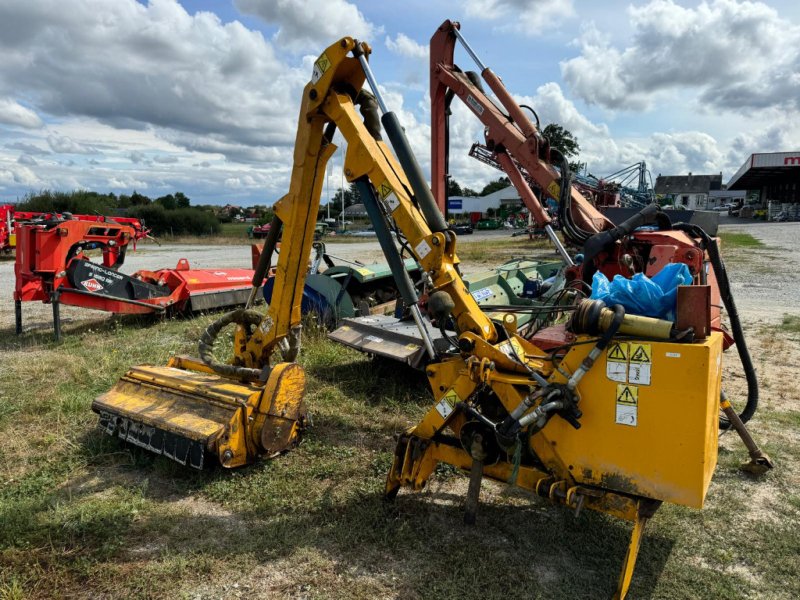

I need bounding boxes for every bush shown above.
[16,190,117,215]
[127,205,220,236]
[16,189,220,236]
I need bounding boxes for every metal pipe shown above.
[410,304,437,360]
[452,25,487,72]
[545,225,574,266]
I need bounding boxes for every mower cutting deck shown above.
[13,214,258,339]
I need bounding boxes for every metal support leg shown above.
[52,293,61,342]
[15,299,22,335]
[614,500,659,600]
[720,392,774,474]
[464,434,486,525]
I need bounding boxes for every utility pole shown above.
[340,145,345,230]
[326,163,331,220]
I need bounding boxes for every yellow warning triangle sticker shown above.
[607,343,627,362]
[442,388,460,406]
[377,182,392,199]
[630,344,651,363]
[616,384,638,404]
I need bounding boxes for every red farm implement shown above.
[13,213,256,340]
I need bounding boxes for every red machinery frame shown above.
[14,214,256,340]
[428,20,722,333]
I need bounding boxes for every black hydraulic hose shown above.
[581,203,661,283]
[519,104,540,129]
[198,308,265,381]
[252,216,282,288]
[550,147,590,246]
[673,222,758,428]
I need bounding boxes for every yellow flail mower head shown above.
[92,355,306,470]
[91,35,371,468]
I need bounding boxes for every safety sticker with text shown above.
[606,342,629,383]
[415,239,432,259]
[628,343,652,385]
[615,384,638,427]
[377,182,400,213]
[311,52,331,84]
[435,388,460,419]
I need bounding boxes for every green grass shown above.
[718,231,765,249]
[0,313,798,599]
[780,314,800,334]
[219,221,252,238]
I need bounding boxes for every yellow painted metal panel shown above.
[541,332,723,508]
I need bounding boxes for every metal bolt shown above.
[222,449,234,463]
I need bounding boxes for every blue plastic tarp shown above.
[590,262,693,320]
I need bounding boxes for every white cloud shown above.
[385,33,427,60]
[561,0,800,112]
[0,0,307,159]
[0,97,43,128]
[462,0,575,30]
[17,154,38,166]
[235,0,378,52]
[46,134,99,155]
[5,141,49,155]
[153,155,179,164]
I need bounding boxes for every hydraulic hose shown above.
[198,308,266,381]
[673,222,758,428]
[580,203,661,283]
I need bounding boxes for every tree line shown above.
[16,190,220,236]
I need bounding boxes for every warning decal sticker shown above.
[630,343,652,363]
[606,342,629,383]
[377,182,393,199]
[415,239,432,259]
[628,343,652,385]
[384,191,400,212]
[435,388,460,419]
[615,383,638,427]
[311,52,331,84]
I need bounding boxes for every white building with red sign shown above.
[727,152,800,218]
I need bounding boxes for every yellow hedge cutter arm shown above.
[90,36,500,470]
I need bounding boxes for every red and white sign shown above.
[81,278,104,292]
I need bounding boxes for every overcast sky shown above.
[1,0,798,205]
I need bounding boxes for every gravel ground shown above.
[718,221,800,322]
[2,223,797,335]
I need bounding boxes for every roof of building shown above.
[480,185,521,203]
[342,203,368,217]
[654,173,722,195]
[727,151,800,190]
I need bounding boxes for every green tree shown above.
[447,178,462,197]
[129,191,151,206]
[155,194,177,210]
[331,184,361,209]
[480,176,510,196]
[541,123,584,173]
[175,191,190,208]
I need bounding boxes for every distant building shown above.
[654,173,722,210]
[446,185,523,217]
[707,189,746,209]
[342,203,368,218]
[727,151,800,218]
